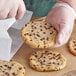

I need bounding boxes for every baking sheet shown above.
[12,21,76,76]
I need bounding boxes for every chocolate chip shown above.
[52,27,55,30]
[0,66,2,68]
[53,54,56,56]
[45,23,47,25]
[10,60,13,61]
[40,61,43,65]
[45,50,48,53]
[74,48,76,50]
[73,41,76,43]
[74,44,76,46]
[43,56,46,58]
[19,67,22,70]
[40,54,43,58]
[30,40,32,41]
[48,53,52,54]
[56,54,61,60]
[52,62,55,64]
[56,54,61,57]
[2,71,5,73]
[31,30,34,32]
[37,34,40,37]
[48,62,51,64]
[25,24,27,27]
[44,26,47,30]
[38,45,40,48]
[24,34,26,36]
[42,38,45,40]
[55,67,58,70]
[50,31,53,34]
[57,63,59,65]
[46,37,49,41]
[30,58,33,60]
[12,72,16,76]
[11,64,14,66]
[35,55,38,58]
[41,66,44,68]
[31,21,34,23]
[34,52,37,55]
[23,72,25,74]
[33,65,36,69]
[40,29,42,31]
[4,65,8,67]
[43,60,45,62]
[29,34,32,36]
[34,27,37,29]
[40,38,43,41]
[31,25,34,28]
[33,33,35,35]
[43,69,46,72]
[7,66,11,70]
[40,38,45,41]
[43,32,46,34]
[47,67,50,70]
[50,26,53,28]
[5,72,9,76]
[44,46,46,48]
[40,25,42,27]
[24,33,28,36]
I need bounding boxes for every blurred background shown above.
[24,0,56,17]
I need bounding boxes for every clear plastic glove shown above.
[46,3,76,47]
[0,0,26,19]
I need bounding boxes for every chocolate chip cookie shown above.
[29,50,66,72]
[21,17,57,48]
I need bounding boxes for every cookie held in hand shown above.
[21,17,57,48]
[29,50,66,72]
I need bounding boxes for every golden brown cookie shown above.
[0,61,25,76]
[29,50,66,72]
[68,39,76,55]
[21,17,57,48]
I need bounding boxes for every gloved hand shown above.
[46,3,76,47]
[0,0,26,19]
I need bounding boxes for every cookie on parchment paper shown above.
[68,39,76,55]
[0,61,25,76]
[29,50,67,72]
[21,17,57,48]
